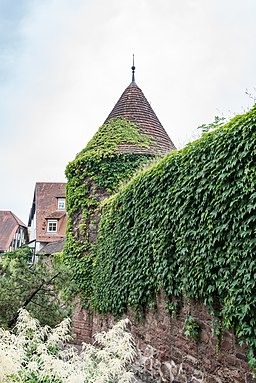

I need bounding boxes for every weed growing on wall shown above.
[183,316,200,341]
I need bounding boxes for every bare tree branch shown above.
[8,272,60,328]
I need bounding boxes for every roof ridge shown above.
[35,181,66,185]
[9,211,26,227]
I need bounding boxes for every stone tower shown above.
[64,62,176,328]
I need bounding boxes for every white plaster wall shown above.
[29,214,36,241]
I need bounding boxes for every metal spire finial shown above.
[131,54,135,83]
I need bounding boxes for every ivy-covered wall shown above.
[91,106,256,367]
[64,117,155,301]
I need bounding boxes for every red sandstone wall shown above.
[72,293,256,383]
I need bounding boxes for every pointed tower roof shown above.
[104,60,176,156]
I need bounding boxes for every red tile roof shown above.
[0,211,27,252]
[46,211,66,219]
[104,82,176,155]
[39,239,65,255]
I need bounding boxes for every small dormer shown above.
[57,197,66,210]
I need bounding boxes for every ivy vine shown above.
[64,117,154,303]
[92,106,256,367]
[64,106,256,369]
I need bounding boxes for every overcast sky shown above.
[0,0,256,224]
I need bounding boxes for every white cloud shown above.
[0,0,255,222]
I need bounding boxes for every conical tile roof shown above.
[104,81,176,155]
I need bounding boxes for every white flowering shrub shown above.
[0,309,136,383]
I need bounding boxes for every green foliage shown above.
[164,301,179,317]
[91,106,256,363]
[65,117,152,200]
[65,107,256,366]
[183,316,200,341]
[0,247,73,329]
[64,117,154,301]
[198,115,226,133]
[84,116,151,154]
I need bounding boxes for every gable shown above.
[0,211,26,252]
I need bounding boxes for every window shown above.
[47,219,57,233]
[57,198,66,210]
